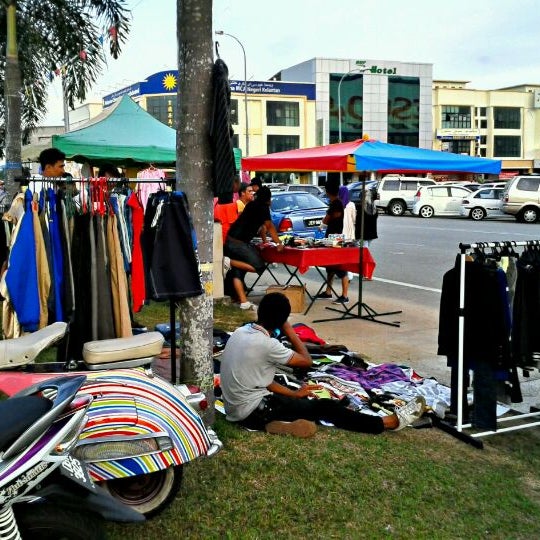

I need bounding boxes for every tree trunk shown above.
[177,0,215,423]
[4,1,22,199]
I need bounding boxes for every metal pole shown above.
[215,31,249,156]
[337,68,362,183]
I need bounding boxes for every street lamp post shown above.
[215,30,249,157]
[337,68,363,144]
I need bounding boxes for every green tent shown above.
[53,93,243,169]
[52,95,176,165]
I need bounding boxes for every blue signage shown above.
[103,82,141,107]
[103,70,315,106]
[230,80,316,100]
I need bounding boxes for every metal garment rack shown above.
[440,240,540,448]
[20,176,182,384]
[313,178,402,327]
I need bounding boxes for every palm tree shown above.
[1,0,131,195]
[177,0,215,423]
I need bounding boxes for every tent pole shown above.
[313,175,402,326]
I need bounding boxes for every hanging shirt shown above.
[137,168,165,211]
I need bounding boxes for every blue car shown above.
[270,191,328,238]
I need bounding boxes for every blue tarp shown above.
[354,141,501,174]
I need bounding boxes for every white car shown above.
[459,187,505,220]
[412,184,472,218]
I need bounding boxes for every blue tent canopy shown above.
[354,140,501,174]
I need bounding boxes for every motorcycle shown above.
[0,322,223,517]
[0,374,145,539]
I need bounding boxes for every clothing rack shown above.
[442,239,540,448]
[17,176,180,385]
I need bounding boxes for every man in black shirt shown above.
[224,186,284,309]
[316,181,350,303]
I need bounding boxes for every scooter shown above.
[0,375,145,539]
[0,322,223,518]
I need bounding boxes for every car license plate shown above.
[60,455,95,490]
[304,218,322,227]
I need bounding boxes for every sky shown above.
[44,0,540,124]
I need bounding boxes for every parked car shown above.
[412,184,472,218]
[376,175,436,216]
[501,175,540,222]
[270,191,328,237]
[347,180,379,203]
[267,183,329,203]
[481,181,508,189]
[460,182,482,192]
[459,187,505,220]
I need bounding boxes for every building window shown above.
[442,106,471,128]
[448,140,472,154]
[146,96,177,127]
[231,99,238,125]
[266,101,299,127]
[329,73,363,143]
[480,135,487,145]
[494,135,521,157]
[479,148,486,157]
[267,135,299,154]
[476,107,486,116]
[480,119,487,129]
[494,107,520,129]
[387,76,420,147]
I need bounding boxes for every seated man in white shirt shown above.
[219,292,425,437]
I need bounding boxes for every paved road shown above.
[246,214,540,412]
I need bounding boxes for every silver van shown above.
[376,176,437,216]
[501,175,540,223]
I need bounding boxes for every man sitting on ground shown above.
[220,292,425,437]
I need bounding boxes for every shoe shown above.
[223,256,231,277]
[239,301,257,311]
[316,292,332,299]
[332,296,349,304]
[394,396,426,431]
[265,419,317,438]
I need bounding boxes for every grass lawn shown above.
[106,300,540,539]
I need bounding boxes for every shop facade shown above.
[433,81,540,174]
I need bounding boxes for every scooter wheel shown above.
[15,504,106,539]
[99,465,183,518]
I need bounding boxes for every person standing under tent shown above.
[316,180,350,304]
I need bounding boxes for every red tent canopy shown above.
[241,139,362,172]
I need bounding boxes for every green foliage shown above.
[0,0,131,149]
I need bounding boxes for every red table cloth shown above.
[259,245,376,279]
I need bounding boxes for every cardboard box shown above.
[266,285,305,313]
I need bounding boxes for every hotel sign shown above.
[355,60,398,75]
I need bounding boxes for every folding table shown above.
[251,245,376,315]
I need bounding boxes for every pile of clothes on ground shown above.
[213,323,450,423]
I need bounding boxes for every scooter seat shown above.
[0,396,52,451]
[0,322,68,368]
[83,332,165,365]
